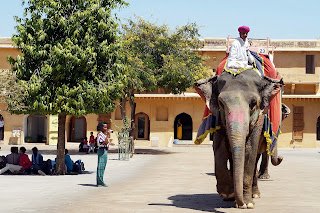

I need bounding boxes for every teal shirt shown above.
[65,154,73,172]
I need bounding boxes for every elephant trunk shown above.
[226,109,248,207]
[270,142,283,166]
[231,143,246,207]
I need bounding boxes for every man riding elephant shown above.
[227,25,255,70]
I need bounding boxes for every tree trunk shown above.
[56,113,66,175]
[129,94,136,156]
[120,97,127,119]
[129,94,136,138]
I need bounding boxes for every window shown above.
[156,107,168,121]
[292,106,304,141]
[306,55,315,74]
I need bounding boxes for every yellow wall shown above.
[127,97,211,147]
[0,48,20,69]
[279,99,320,148]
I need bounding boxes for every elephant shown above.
[195,69,284,209]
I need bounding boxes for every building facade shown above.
[1,38,320,148]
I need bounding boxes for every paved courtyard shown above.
[0,144,320,213]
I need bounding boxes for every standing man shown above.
[226,25,255,70]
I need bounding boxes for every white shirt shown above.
[227,37,254,70]
[96,132,109,148]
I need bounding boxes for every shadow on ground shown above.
[132,148,173,155]
[149,193,233,212]
[21,148,173,156]
[78,183,98,187]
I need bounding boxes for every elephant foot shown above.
[252,193,260,199]
[235,196,255,209]
[235,202,255,209]
[220,192,235,201]
[217,183,234,201]
[258,172,270,179]
[252,186,261,199]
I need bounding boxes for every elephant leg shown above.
[213,130,234,200]
[252,154,261,198]
[242,117,263,209]
[253,136,265,197]
[258,151,270,179]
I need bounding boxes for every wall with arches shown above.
[128,97,208,147]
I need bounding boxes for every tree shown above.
[120,18,210,139]
[8,0,127,174]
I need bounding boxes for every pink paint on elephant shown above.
[227,110,245,123]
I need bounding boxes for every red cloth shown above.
[216,54,228,75]
[89,135,95,144]
[19,153,32,170]
[260,54,282,134]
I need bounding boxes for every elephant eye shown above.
[249,99,257,111]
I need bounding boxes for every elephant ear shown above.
[259,76,284,110]
[194,76,218,112]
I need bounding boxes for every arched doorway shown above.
[69,116,87,142]
[26,115,47,143]
[174,113,193,140]
[0,114,4,141]
[317,116,320,140]
[134,112,150,140]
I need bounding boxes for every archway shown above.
[26,115,47,143]
[134,112,150,140]
[69,116,87,142]
[317,116,320,140]
[174,113,193,140]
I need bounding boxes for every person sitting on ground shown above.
[0,146,22,175]
[19,147,32,174]
[65,149,74,173]
[65,149,84,174]
[31,147,46,176]
[79,137,89,153]
[0,155,6,169]
[226,25,255,70]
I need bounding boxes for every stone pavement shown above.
[0,144,320,213]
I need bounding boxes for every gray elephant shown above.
[195,69,284,209]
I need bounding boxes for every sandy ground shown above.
[1,144,320,213]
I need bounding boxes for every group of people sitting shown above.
[0,146,49,175]
[0,146,84,175]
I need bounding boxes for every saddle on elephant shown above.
[195,51,282,156]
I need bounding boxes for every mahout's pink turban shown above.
[238,26,250,33]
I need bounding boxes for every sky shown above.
[1,0,320,39]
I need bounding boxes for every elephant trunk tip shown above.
[271,156,283,166]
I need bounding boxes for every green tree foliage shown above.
[119,18,209,136]
[9,0,127,174]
